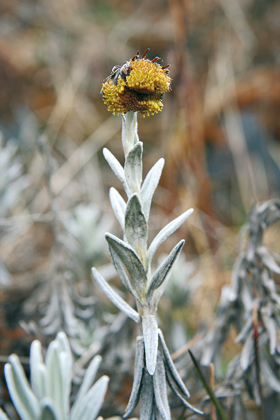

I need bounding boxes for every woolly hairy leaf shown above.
[158,330,190,398]
[121,112,138,156]
[40,398,60,420]
[261,307,277,354]
[30,340,47,401]
[91,268,139,323]
[125,194,147,262]
[235,318,253,344]
[71,376,109,420]
[56,333,72,420]
[147,209,193,267]
[165,369,203,415]
[108,245,140,303]
[45,341,65,420]
[139,371,154,420]
[240,331,254,371]
[124,337,145,418]
[142,315,158,376]
[141,158,164,220]
[103,148,129,195]
[146,240,185,308]
[70,356,102,420]
[109,188,126,231]
[124,142,143,195]
[261,358,280,393]
[153,356,171,420]
[257,246,280,274]
[105,233,147,298]
[4,357,40,420]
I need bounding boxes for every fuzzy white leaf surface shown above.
[109,188,126,231]
[103,148,129,195]
[147,209,193,268]
[142,315,158,376]
[140,158,164,220]
[92,267,140,323]
[105,233,147,298]
[125,194,147,264]
[124,142,143,195]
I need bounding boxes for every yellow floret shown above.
[101,53,171,115]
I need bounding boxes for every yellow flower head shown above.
[101,49,171,116]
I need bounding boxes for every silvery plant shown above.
[0,132,29,285]
[91,111,202,419]
[201,199,280,416]
[0,332,109,420]
[0,132,29,218]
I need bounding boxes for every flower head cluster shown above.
[101,49,171,115]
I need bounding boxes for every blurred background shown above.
[0,0,280,417]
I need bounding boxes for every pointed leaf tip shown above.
[91,267,140,323]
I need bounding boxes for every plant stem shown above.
[189,350,229,420]
[253,303,265,420]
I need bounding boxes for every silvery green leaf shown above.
[146,240,185,307]
[240,283,253,313]
[261,307,277,354]
[71,376,109,420]
[158,329,190,398]
[147,209,193,267]
[45,341,67,420]
[91,268,140,323]
[30,340,46,401]
[70,356,102,420]
[142,315,158,376]
[121,112,138,157]
[240,331,254,371]
[40,290,59,328]
[257,246,280,274]
[139,371,154,420]
[108,245,140,304]
[36,366,48,402]
[125,194,147,262]
[124,142,143,195]
[105,233,147,298]
[124,337,145,418]
[153,356,171,420]
[55,333,72,417]
[40,398,60,420]
[200,331,216,366]
[262,271,280,308]
[250,371,262,408]
[235,318,253,344]
[261,358,280,393]
[165,369,203,415]
[58,352,71,419]
[0,409,10,420]
[56,332,72,361]
[109,188,126,231]
[141,158,164,220]
[103,148,129,196]
[4,356,40,420]
[266,211,280,228]
[225,354,241,381]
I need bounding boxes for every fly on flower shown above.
[101,49,171,116]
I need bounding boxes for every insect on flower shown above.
[101,49,171,115]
